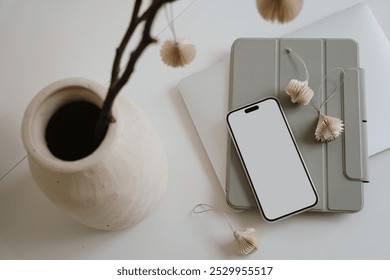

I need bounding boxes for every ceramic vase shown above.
[21,78,168,230]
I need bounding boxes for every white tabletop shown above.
[0,0,389,259]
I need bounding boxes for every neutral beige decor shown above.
[21,78,168,230]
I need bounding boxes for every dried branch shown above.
[110,0,143,84]
[94,0,177,146]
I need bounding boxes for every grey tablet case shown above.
[226,38,369,212]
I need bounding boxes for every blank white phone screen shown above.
[227,98,318,221]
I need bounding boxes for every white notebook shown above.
[179,3,390,189]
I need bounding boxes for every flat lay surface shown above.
[0,0,389,259]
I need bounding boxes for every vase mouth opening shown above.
[22,78,118,173]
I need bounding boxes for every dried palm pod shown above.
[285,79,314,105]
[234,228,259,255]
[256,0,303,23]
[315,114,344,142]
[160,39,196,68]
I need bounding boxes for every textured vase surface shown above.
[21,78,168,230]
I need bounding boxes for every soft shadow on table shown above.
[0,164,126,260]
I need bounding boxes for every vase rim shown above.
[21,77,118,173]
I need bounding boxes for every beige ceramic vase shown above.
[21,78,168,230]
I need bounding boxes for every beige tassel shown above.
[256,0,303,23]
[315,114,344,142]
[234,228,258,255]
[160,39,196,68]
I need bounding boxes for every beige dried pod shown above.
[256,0,303,23]
[160,39,196,68]
[315,114,344,142]
[285,79,314,105]
[234,228,258,255]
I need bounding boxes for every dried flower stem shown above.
[94,0,177,147]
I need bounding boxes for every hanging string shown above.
[0,154,28,183]
[192,203,258,255]
[164,3,177,42]
[155,0,197,38]
[314,67,347,142]
[160,3,196,68]
[285,48,310,82]
[284,48,314,105]
[317,67,346,114]
[192,203,235,232]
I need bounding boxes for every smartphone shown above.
[226,97,318,222]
